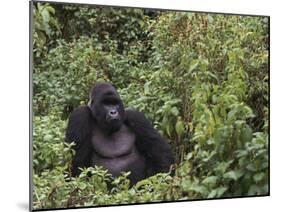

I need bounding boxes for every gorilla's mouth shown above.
[106,118,122,131]
[106,114,121,123]
[108,118,121,126]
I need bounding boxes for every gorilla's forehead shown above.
[90,82,119,100]
[103,90,118,97]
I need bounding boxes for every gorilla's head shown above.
[88,82,125,133]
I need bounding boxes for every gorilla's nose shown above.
[109,110,118,117]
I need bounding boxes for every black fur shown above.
[65,82,175,184]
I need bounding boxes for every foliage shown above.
[33,110,72,174]
[32,3,61,61]
[33,37,109,115]
[32,2,269,210]
[56,5,152,54]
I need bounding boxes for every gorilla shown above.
[65,82,174,184]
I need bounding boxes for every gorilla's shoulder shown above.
[125,108,146,121]
[72,105,91,114]
[68,105,95,128]
[66,105,94,145]
[125,107,138,115]
[69,105,92,120]
[125,108,153,129]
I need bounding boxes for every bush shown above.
[33,110,72,174]
[33,37,109,116]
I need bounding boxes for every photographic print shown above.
[30,1,269,211]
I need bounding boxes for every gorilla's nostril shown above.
[110,110,117,116]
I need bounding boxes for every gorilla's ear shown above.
[88,92,93,107]
[87,99,92,107]
[87,98,96,118]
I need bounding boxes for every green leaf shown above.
[78,182,87,190]
[144,82,150,95]
[188,60,199,73]
[43,134,53,141]
[207,190,217,198]
[135,179,150,189]
[190,185,208,195]
[175,117,185,138]
[240,124,253,142]
[217,187,228,197]
[207,15,214,23]
[171,107,179,116]
[223,170,243,181]
[248,185,259,195]
[246,164,257,172]
[202,176,218,186]
[46,6,55,14]
[41,9,50,23]
[253,172,265,183]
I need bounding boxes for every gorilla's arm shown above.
[125,109,175,177]
[65,106,94,176]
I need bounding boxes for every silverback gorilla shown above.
[65,82,175,184]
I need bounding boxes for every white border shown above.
[1,0,279,212]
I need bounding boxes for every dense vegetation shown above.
[32,2,269,210]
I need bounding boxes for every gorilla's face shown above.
[89,82,125,133]
[100,94,123,129]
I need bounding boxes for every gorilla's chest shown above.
[91,125,146,178]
